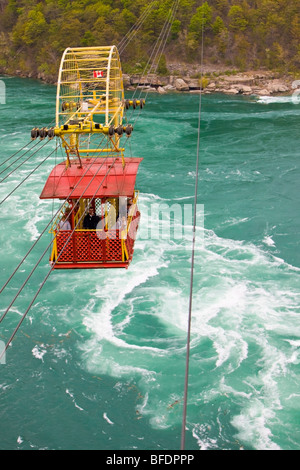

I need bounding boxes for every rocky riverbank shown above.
[5,65,297,97]
[123,70,296,96]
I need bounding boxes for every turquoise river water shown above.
[0,77,300,450]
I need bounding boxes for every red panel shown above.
[56,231,74,262]
[40,157,143,199]
[53,229,136,269]
[52,262,129,270]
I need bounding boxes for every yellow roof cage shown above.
[31,46,144,165]
[56,46,124,130]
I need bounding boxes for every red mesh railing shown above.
[56,230,123,263]
[56,232,74,262]
[55,212,140,265]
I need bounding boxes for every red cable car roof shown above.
[40,157,143,199]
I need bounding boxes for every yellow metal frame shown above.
[55,46,126,160]
[32,46,145,164]
[46,48,142,266]
[56,46,124,128]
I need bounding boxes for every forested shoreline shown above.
[0,0,299,83]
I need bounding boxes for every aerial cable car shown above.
[34,46,144,269]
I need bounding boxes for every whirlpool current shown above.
[0,77,300,450]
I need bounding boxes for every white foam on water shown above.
[231,406,281,450]
[192,424,219,450]
[263,235,276,247]
[221,217,249,228]
[66,389,84,411]
[103,412,114,425]
[25,209,46,241]
[82,260,168,352]
[285,340,300,348]
[75,193,300,449]
[80,195,176,378]
[257,95,296,105]
[32,344,47,362]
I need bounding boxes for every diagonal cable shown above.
[0,158,117,361]
[180,10,205,452]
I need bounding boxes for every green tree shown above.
[266,41,285,69]
[171,19,181,39]
[1,0,299,79]
[212,16,225,35]
[0,0,18,31]
[22,9,47,45]
[80,30,96,47]
[157,53,169,75]
[189,1,213,38]
[228,5,248,31]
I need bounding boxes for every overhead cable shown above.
[0,143,58,206]
[0,119,55,174]
[0,133,109,294]
[0,139,35,169]
[118,1,158,53]
[0,138,43,178]
[129,0,180,126]
[0,158,117,362]
[180,12,205,452]
[0,154,113,325]
[0,139,50,184]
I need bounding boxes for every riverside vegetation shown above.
[0,0,299,95]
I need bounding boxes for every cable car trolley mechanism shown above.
[34,46,144,269]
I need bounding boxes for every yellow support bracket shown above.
[54,125,109,137]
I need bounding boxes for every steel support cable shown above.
[142,0,179,86]
[180,19,205,452]
[0,139,35,169]
[0,138,43,178]
[130,15,170,100]
[129,0,179,114]
[118,2,156,51]
[0,159,117,361]
[125,7,174,124]
[147,0,179,78]
[130,1,177,106]
[0,146,109,295]
[0,122,111,296]
[120,3,179,175]
[0,124,108,206]
[0,143,59,206]
[0,155,113,325]
[0,118,109,204]
[129,0,179,126]
[118,1,158,53]
[0,119,56,173]
[119,2,156,49]
[0,139,50,184]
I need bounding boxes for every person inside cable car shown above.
[127,198,136,218]
[127,198,133,213]
[59,213,71,231]
[83,206,100,230]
